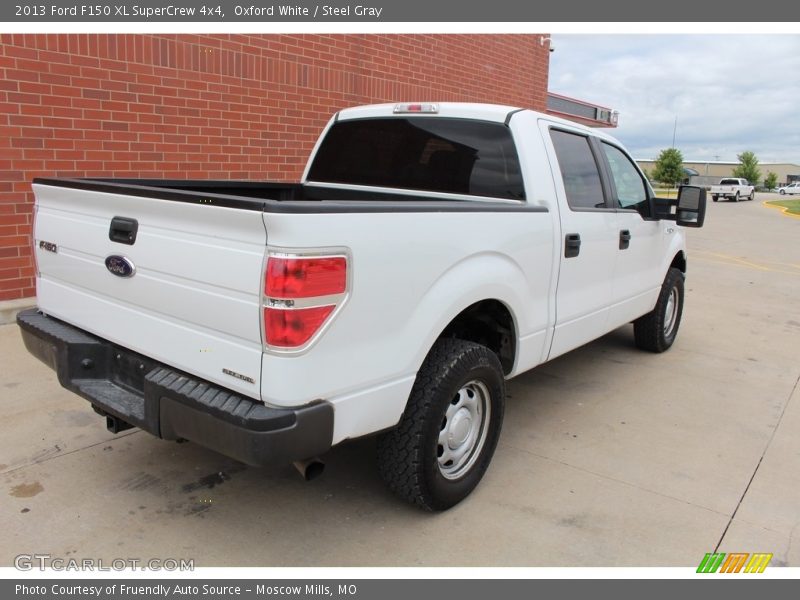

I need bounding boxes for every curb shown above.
[762,200,800,220]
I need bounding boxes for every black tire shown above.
[748,190,755,201]
[733,192,740,202]
[712,195,718,202]
[634,267,684,353]
[780,189,785,195]
[376,338,505,511]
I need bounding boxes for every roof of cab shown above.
[335,102,613,141]
[336,102,520,123]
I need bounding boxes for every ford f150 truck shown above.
[17,103,706,510]
[710,177,755,202]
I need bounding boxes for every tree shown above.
[732,151,761,185]
[764,171,778,190]
[651,148,684,188]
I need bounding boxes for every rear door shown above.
[33,183,267,400]
[544,126,619,360]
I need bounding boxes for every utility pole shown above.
[672,116,678,148]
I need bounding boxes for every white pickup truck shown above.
[710,177,755,202]
[18,103,706,510]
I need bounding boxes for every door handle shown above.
[109,216,138,245]
[565,233,581,258]
[619,229,631,250]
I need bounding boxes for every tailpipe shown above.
[292,457,325,481]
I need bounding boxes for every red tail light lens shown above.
[264,306,335,348]
[266,256,347,298]
[263,252,348,349]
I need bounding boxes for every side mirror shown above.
[676,185,706,228]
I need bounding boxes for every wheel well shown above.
[437,300,515,375]
[670,252,686,274]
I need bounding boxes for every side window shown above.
[550,129,606,210]
[601,143,649,214]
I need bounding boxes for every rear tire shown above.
[734,192,740,202]
[780,189,785,195]
[634,268,684,353]
[376,338,505,511]
[712,195,719,202]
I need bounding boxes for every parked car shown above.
[17,102,707,510]
[710,178,755,202]
[778,182,800,195]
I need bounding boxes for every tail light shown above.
[262,251,349,350]
[266,256,346,299]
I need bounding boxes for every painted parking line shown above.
[693,250,800,276]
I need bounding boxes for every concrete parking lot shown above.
[2,195,799,567]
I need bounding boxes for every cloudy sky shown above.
[549,35,800,164]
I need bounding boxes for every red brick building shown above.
[0,34,551,304]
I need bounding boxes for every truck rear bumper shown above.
[16,308,334,466]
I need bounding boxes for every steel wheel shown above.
[437,380,491,480]
[377,339,505,510]
[663,286,679,339]
[634,267,684,353]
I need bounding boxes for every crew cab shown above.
[17,103,706,510]
[710,177,755,202]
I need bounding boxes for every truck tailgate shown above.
[32,183,267,400]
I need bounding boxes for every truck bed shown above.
[32,178,538,214]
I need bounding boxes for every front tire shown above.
[748,190,755,201]
[634,268,684,353]
[376,338,505,511]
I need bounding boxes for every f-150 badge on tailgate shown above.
[105,255,136,278]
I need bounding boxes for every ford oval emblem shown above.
[105,255,136,278]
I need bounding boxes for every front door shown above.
[599,141,666,329]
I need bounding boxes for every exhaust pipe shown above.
[292,457,325,481]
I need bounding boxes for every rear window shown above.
[719,179,741,185]
[307,117,525,200]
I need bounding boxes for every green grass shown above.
[766,199,800,216]
[652,187,678,198]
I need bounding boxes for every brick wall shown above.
[0,34,550,301]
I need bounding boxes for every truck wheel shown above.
[734,192,740,202]
[748,190,755,201]
[712,195,718,202]
[634,268,684,353]
[376,338,505,511]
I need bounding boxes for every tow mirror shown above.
[676,185,706,228]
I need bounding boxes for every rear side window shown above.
[549,129,606,210]
[307,118,525,200]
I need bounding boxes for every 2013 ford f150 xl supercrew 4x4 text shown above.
[18,103,707,510]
